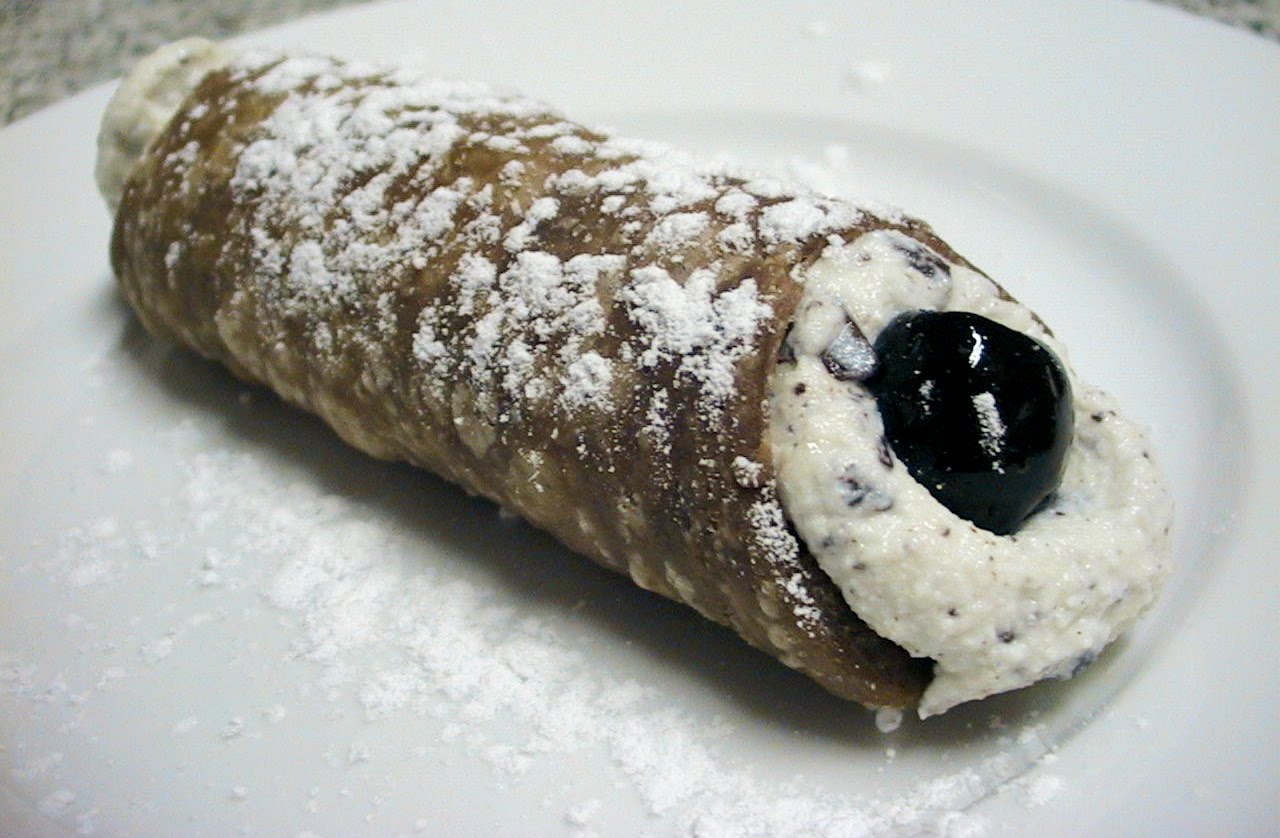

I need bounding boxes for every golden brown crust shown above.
[111,55,946,707]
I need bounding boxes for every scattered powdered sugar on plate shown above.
[1018,774,1064,807]
[177,443,836,823]
[3,402,1066,836]
[36,788,76,817]
[845,61,893,94]
[100,448,134,474]
[875,707,905,734]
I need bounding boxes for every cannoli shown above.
[99,40,1173,717]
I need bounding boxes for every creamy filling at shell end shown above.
[96,37,234,212]
[771,230,1173,717]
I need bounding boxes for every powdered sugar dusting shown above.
[415,250,622,415]
[620,266,772,416]
[204,52,882,448]
[559,352,614,414]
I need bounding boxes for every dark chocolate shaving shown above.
[893,240,951,280]
[821,317,876,382]
[838,465,894,511]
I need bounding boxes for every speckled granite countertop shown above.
[0,0,1276,126]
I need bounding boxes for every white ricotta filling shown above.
[96,37,234,212]
[770,230,1173,717]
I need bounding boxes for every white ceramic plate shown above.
[2,1,1276,835]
